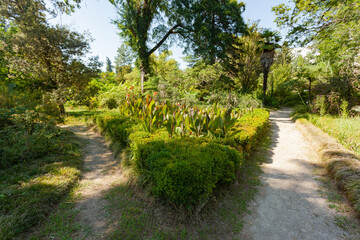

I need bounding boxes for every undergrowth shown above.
[0,109,82,239]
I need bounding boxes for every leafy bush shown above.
[91,113,137,155]
[91,108,269,209]
[340,100,349,118]
[314,95,327,116]
[205,91,261,109]
[123,94,242,138]
[0,109,65,169]
[133,138,243,206]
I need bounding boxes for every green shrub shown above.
[0,110,67,169]
[92,108,269,209]
[93,113,136,147]
[340,100,349,118]
[314,95,327,116]
[135,138,243,206]
[225,109,269,152]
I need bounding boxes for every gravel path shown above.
[63,125,125,239]
[240,108,348,240]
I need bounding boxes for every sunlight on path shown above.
[63,125,125,239]
[240,108,348,240]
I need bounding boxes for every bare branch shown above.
[148,24,183,55]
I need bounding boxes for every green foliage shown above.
[308,114,360,155]
[0,109,67,168]
[111,0,247,89]
[133,138,243,207]
[224,24,263,93]
[0,0,101,117]
[0,111,81,239]
[92,112,136,149]
[314,95,327,116]
[91,108,269,209]
[206,92,261,109]
[340,100,349,118]
[273,0,360,110]
[225,109,270,152]
[106,57,113,72]
[124,94,243,139]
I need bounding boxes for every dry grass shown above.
[296,118,360,216]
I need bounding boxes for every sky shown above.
[49,0,289,70]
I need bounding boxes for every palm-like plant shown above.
[260,29,281,105]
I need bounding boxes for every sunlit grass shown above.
[308,114,360,155]
[0,130,82,239]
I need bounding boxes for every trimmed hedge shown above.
[136,138,242,206]
[91,108,269,208]
[225,109,270,152]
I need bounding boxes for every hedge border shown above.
[296,118,360,215]
[90,109,270,207]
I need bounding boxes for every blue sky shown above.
[49,0,288,70]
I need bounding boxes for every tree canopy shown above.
[110,0,247,92]
[0,0,101,114]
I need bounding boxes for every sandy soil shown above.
[64,125,125,239]
[239,108,349,240]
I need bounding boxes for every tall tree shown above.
[259,29,281,105]
[273,0,360,46]
[110,0,246,92]
[114,44,133,82]
[225,23,263,93]
[106,57,113,72]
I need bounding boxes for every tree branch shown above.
[148,24,183,55]
[129,26,136,38]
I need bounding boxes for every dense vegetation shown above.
[0,109,81,239]
[1,0,360,238]
[91,100,269,208]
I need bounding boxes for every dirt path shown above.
[62,125,125,239]
[240,108,349,240]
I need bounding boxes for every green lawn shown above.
[308,114,360,155]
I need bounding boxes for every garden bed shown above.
[92,106,269,209]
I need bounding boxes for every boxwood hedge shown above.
[91,108,269,208]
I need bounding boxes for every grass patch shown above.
[296,118,360,218]
[31,183,92,240]
[308,114,360,155]
[308,144,360,237]
[0,128,82,240]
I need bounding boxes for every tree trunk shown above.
[59,103,66,117]
[140,65,145,94]
[139,51,150,94]
[262,69,268,105]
